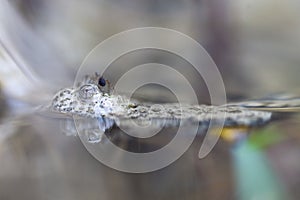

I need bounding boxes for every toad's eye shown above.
[98,77,106,87]
[79,84,97,99]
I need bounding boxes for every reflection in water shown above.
[2,65,300,198]
[0,113,235,200]
[232,131,288,200]
[2,81,300,199]
[56,106,300,199]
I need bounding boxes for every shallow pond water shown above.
[1,104,300,200]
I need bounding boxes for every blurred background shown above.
[1,0,300,199]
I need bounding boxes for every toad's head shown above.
[51,83,122,118]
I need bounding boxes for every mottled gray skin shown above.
[51,73,272,128]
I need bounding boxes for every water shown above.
[45,95,300,199]
[5,112,300,200]
[1,65,300,199]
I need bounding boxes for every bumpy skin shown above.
[51,74,272,128]
[52,84,128,118]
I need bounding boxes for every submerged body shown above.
[50,73,272,130]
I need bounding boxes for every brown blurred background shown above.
[1,0,300,199]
